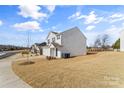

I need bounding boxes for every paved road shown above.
[0,55,31,88]
[0,51,19,59]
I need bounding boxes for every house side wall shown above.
[120,31,124,51]
[61,28,87,56]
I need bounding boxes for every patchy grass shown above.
[12,52,124,88]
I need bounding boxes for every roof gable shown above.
[46,31,59,39]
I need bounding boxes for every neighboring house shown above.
[42,27,87,58]
[31,42,46,55]
[120,30,124,51]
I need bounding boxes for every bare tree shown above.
[94,34,110,49]
[94,37,101,48]
[101,34,109,49]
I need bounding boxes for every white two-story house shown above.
[42,27,87,58]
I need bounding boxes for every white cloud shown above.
[109,13,124,23]
[82,11,103,24]
[68,11,81,20]
[13,21,42,31]
[68,11,103,25]
[0,20,3,26]
[110,13,124,18]
[45,5,56,13]
[18,5,47,20]
[86,25,95,31]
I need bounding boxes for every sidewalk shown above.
[0,56,31,88]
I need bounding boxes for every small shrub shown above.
[21,50,30,56]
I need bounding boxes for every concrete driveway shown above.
[0,55,31,88]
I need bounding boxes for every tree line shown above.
[0,44,27,51]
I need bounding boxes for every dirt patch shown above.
[19,61,35,65]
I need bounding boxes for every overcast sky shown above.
[0,5,124,47]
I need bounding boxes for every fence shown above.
[88,48,114,52]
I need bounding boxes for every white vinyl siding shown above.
[120,31,124,51]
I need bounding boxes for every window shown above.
[57,35,60,39]
[48,39,50,44]
[52,37,55,42]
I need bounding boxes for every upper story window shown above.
[48,39,50,44]
[57,35,60,39]
[52,37,55,42]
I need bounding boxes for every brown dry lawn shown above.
[12,52,124,88]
